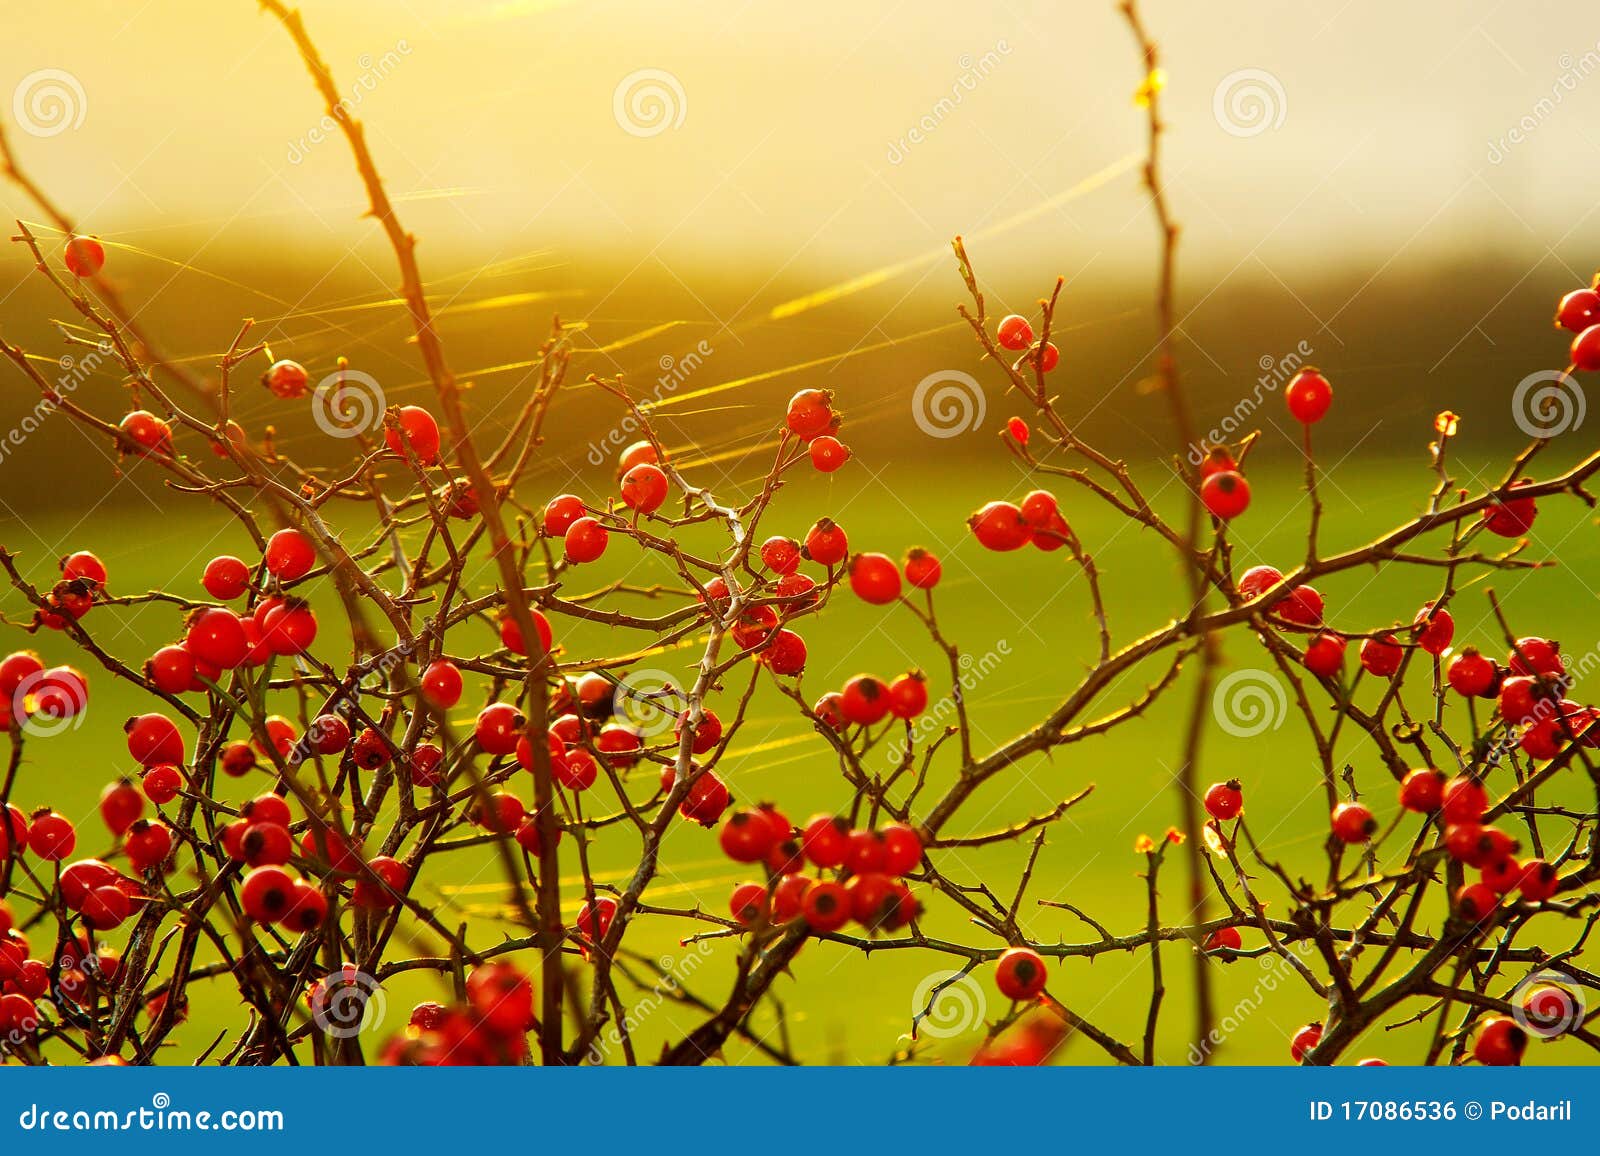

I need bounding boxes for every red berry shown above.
[201,555,251,600]
[1205,926,1243,952]
[801,814,849,868]
[969,501,1032,551]
[1507,636,1563,678]
[144,645,194,696]
[475,791,525,834]
[620,463,670,514]
[1032,342,1060,373]
[1303,633,1346,677]
[1200,447,1237,479]
[240,866,296,924]
[262,360,309,399]
[809,435,850,472]
[1290,1022,1323,1063]
[617,439,658,474]
[353,855,409,909]
[99,780,144,836]
[1284,368,1333,423]
[60,551,107,585]
[475,703,526,756]
[800,881,851,932]
[902,547,942,589]
[1006,415,1030,444]
[1237,565,1282,601]
[843,828,888,874]
[1480,855,1523,895]
[140,764,183,805]
[1497,675,1550,724]
[760,536,801,575]
[186,607,249,670]
[420,659,463,709]
[263,528,316,581]
[878,823,922,876]
[577,895,619,946]
[466,962,535,1034]
[1573,323,1600,372]
[283,881,329,932]
[350,727,391,770]
[1519,859,1560,902]
[1398,768,1445,813]
[995,947,1048,1000]
[785,389,836,440]
[555,747,598,791]
[1472,1017,1526,1066]
[1200,471,1250,520]
[1413,604,1454,655]
[125,713,185,767]
[1331,802,1376,844]
[241,822,294,868]
[0,650,43,700]
[803,518,848,566]
[996,315,1034,351]
[1203,780,1243,822]
[27,810,76,861]
[385,406,441,465]
[563,516,609,563]
[410,742,445,787]
[242,793,293,828]
[1359,634,1403,678]
[1556,287,1600,333]
[221,740,258,777]
[848,553,902,604]
[760,629,807,676]
[543,494,587,536]
[718,809,778,863]
[119,410,173,457]
[1485,481,1537,538]
[840,675,891,726]
[673,709,723,755]
[1447,649,1497,697]
[887,672,929,720]
[1455,881,1499,922]
[499,609,554,657]
[730,882,769,925]
[63,235,106,277]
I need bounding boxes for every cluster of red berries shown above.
[813,671,928,728]
[382,961,537,1065]
[719,809,922,933]
[968,488,1069,552]
[994,313,1060,374]
[1557,277,1600,372]
[785,389,850,473]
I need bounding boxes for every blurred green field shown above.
[4,446,1600,1066]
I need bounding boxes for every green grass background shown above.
[5,444,1600,1066]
